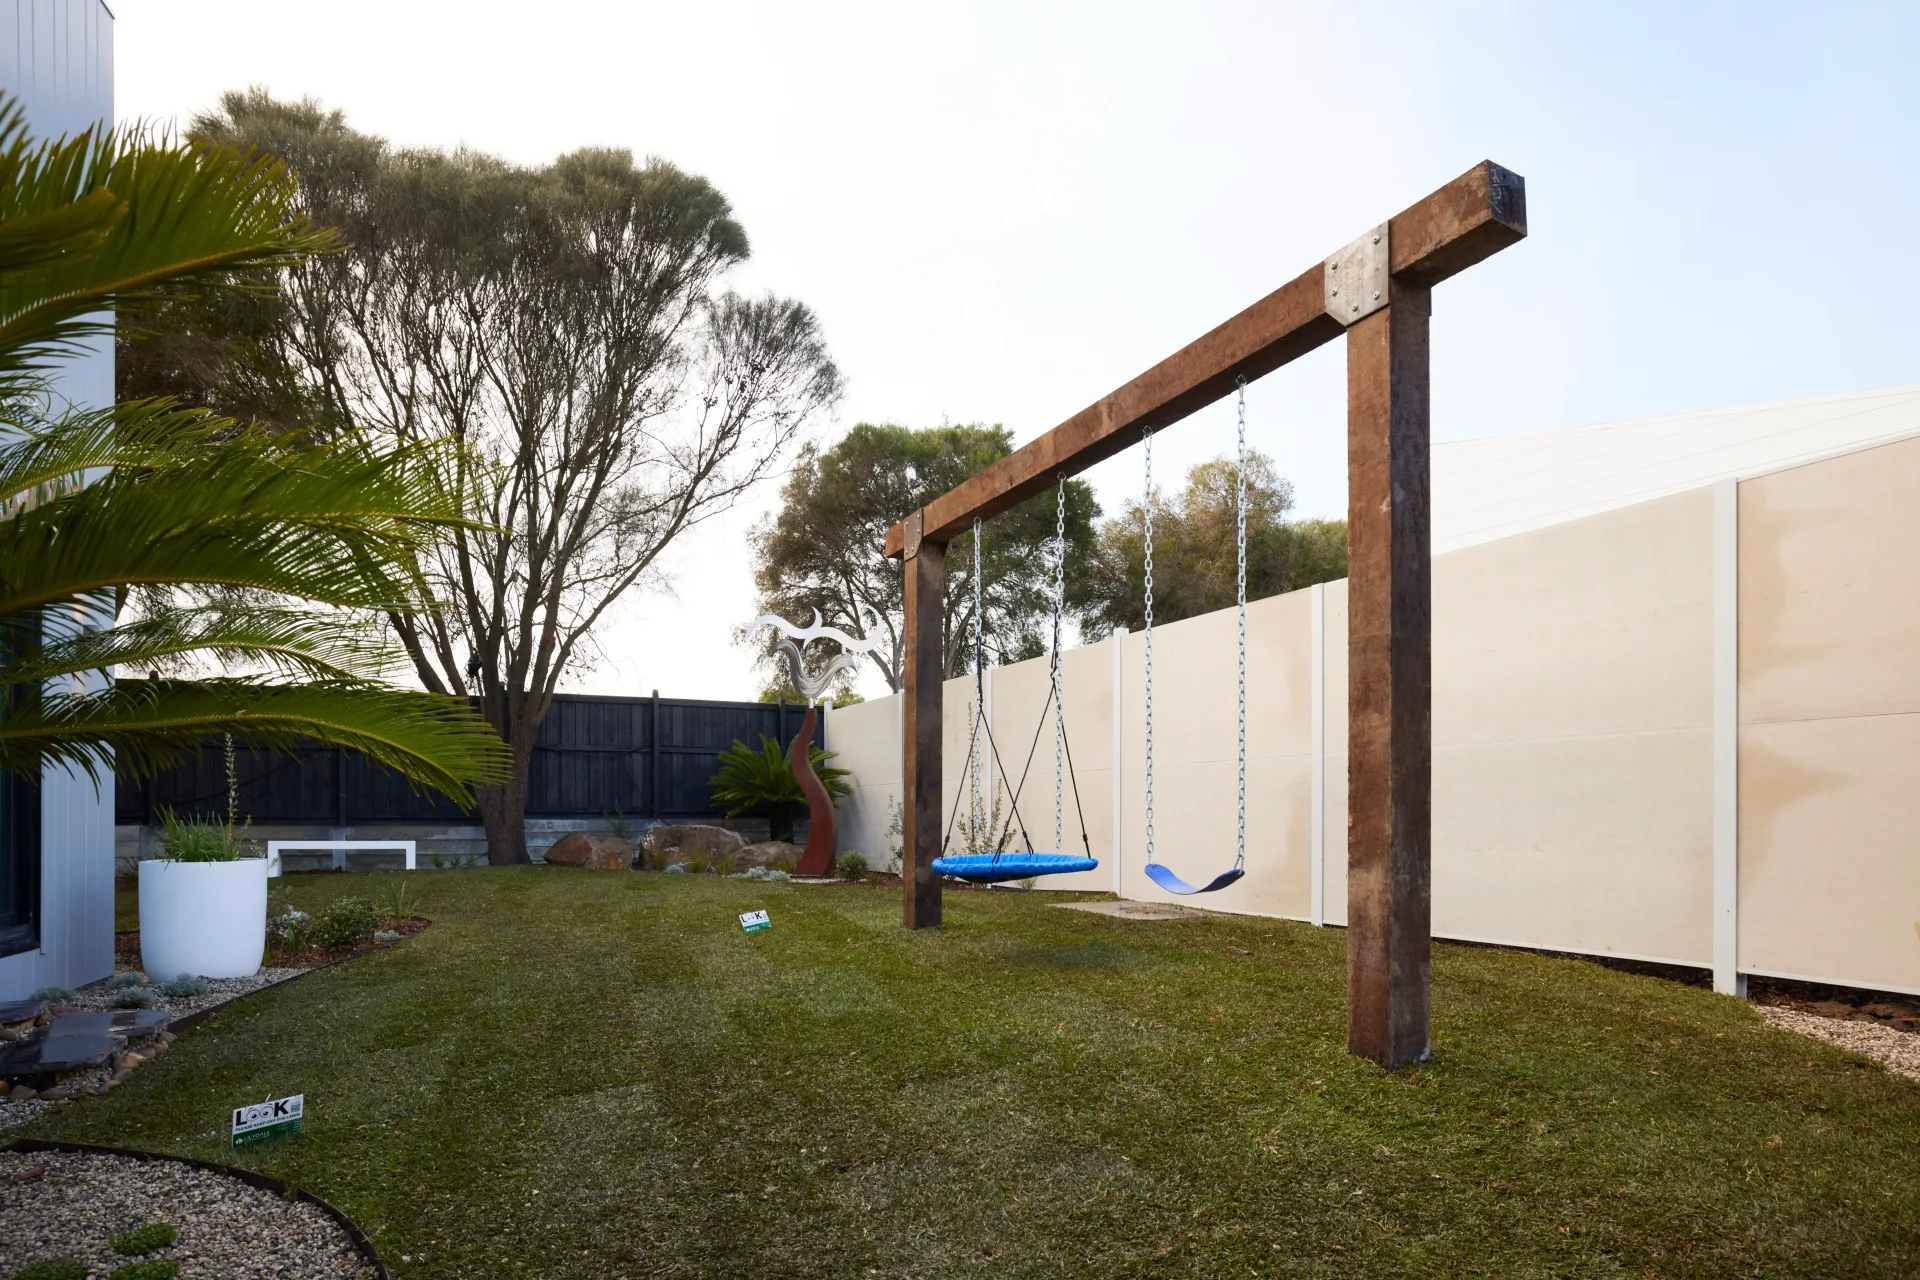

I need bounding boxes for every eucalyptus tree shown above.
[0,102,507,798]
[1079,449,1347,636]
[747,422,1099,692]
[179,92,841,862]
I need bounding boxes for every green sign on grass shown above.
[740,909,771,933]
[232,1094,303,1146]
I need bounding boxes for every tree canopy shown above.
[1080,450,1347,635]
[117,90,839,862]
[0,98,507,799]
[747,422,1100,692]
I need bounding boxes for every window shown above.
[0,766,37,958]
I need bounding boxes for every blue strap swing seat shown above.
[930,490,1099,886]
[1133,381,1253,896]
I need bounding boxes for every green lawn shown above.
[30,869,1920,1278]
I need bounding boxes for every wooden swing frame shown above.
[883,161,1527,1068]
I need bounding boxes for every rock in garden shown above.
[736,840,803,871]
[640,824,745,868]
[543,833,635,870]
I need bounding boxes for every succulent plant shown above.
[111,1223,179,1257]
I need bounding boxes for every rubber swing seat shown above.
[1142,862,1245,895]
[930,852,1099,884]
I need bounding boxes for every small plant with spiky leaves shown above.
[708,734,850,843]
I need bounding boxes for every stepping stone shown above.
[1053,900,1209,920]
[0,998,48,1025]
[0,1009,170,1077]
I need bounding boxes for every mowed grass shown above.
[30,869,1920,1278]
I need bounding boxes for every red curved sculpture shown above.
[790,706,836,876]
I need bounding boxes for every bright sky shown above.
[113,0,1920,700]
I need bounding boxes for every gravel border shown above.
[66,966,305,1021]
[0,1146,379,1278]
[1756,1005,1920,1083]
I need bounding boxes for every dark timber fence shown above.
[114,693,827,826]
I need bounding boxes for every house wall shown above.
[0,0,117,1001]
[828,432,1920,997]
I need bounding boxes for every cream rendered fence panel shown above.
[1115,592,1315,920]
[830,694,902,871]
[1738,435,1920,994]
[1322,580,1349,927]
[1430,489,1715,965]
[963,644,1115,889]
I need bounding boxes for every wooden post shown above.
[901,514,945,928]
[1344,279,1433,1069]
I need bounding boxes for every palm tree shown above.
[0,101,507,803]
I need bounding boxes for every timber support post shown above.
[901,512,946,928]
[881,161,1525,1065]
[1344,272,1434,1068]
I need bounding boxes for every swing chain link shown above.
[1141,424,1155,868]
[1235,377,1249,869]
[1054,474,1067,850]
[972,516,986,849]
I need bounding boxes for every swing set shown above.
[931,380,1262,897]
[886,162,1527,1068]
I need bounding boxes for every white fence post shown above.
[1311,583,1327,927]
[1712,478,1743,996]
[1112,626,1126,896]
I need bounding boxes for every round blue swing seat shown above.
[930,852,1099,884]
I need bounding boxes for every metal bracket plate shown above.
[1325,223,1390,325]
[904,509,925,560]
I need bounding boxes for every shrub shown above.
[714,852,737,876]
[160,974,212,998]
[744,866,769,880]
[109,1263,180,1280]
[769,850,798,875]
[836,850,868,880]
[374,929,401,943]
[707,734,852,843]
[685,853,711,875]
[13,1261,88,1280]
[311,896,379,952]
[766,869,792,882]
[111,1224,179,1257]
[664,863,687,873]
[110,987,159,1010]
[107,971,148,989]
[28,985,75,1002]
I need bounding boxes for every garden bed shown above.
[0,1143,381,1278]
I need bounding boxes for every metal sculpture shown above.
[747,609,881,876]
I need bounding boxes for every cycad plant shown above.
[708,734,850,843]
[0,100,508,802]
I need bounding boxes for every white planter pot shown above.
[138,858,269,981]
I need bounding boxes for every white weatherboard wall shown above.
[830,386,1920,998]
[0,0,117,1001]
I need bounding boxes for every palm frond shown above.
[0,415,482,619]
[0,95,335,384]
[0,604,402,686]
[0,679,510,806]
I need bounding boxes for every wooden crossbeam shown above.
[884,161,1524,558]
[888,160,1527,1071]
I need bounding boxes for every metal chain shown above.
[1053,474,1067,851]
[1141,424,1156,868]
[972,517,986,848]
[1235,377,1249,869]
